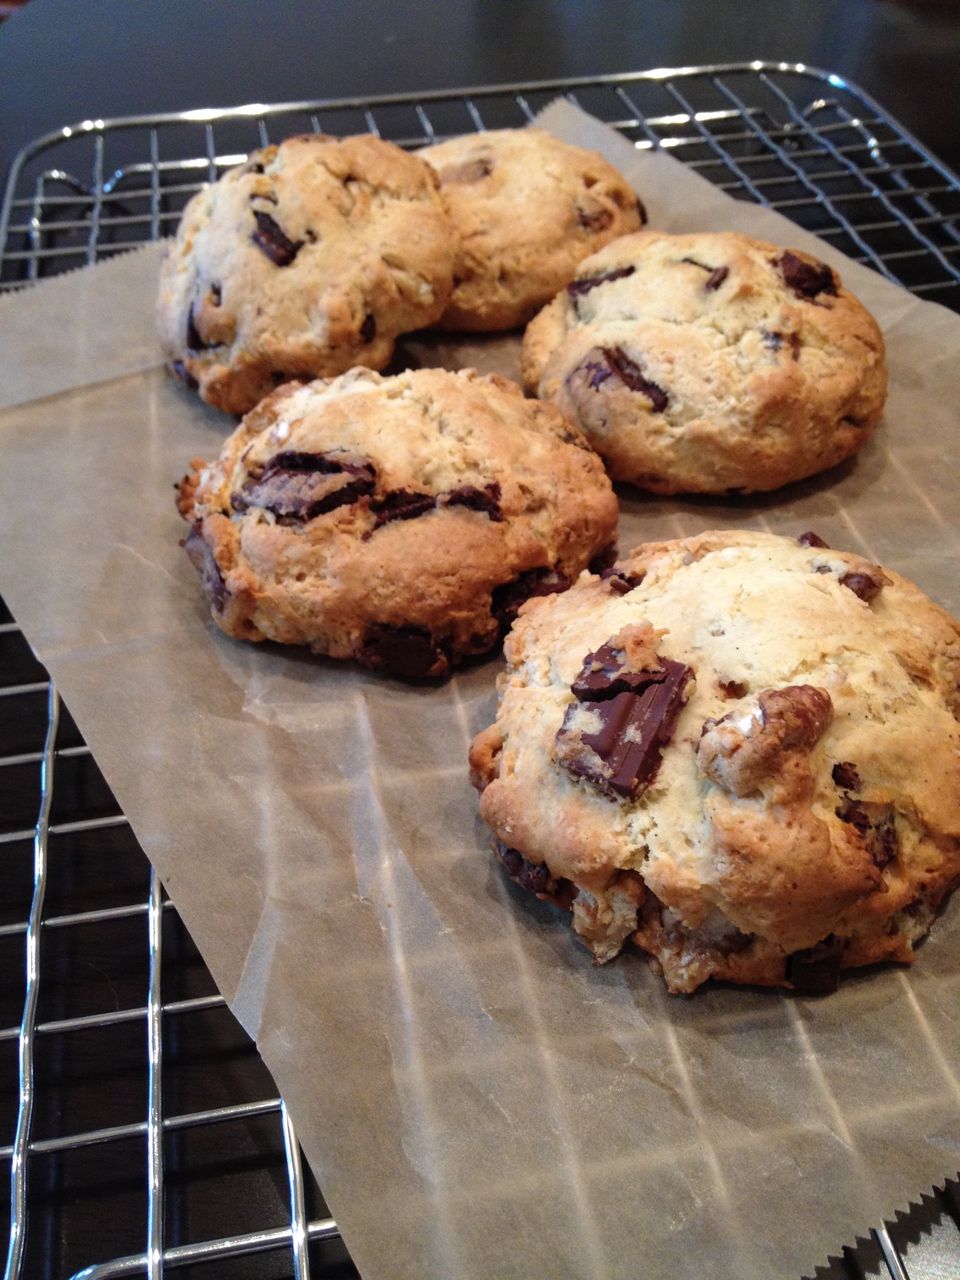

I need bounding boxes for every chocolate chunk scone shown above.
[421,128,645,332]
[522,230,887,493]
[469,530,960,992]
[177,367,618,677]
[158,133,458,413]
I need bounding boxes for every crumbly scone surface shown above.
[422,128,644,332]
[469,530,960,992]
[157,133,457,413]
[178,367,618,677]
[522,230,887,494]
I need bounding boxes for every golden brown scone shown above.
[157,134,458,413]
[469,530,960,993]
[421,128,645,332]
[522,230,887,494]
[177,367,618,678]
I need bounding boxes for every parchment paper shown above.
[2,99,960,1280]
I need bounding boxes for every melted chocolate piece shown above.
[559,657,692,799]
[840,570,886,602]
[571,640,663,702]
[491,567,570,628]
[186,303,209,352]
[251,210,303,266]
[171,360,199,391]
[636,197,648,226]
[832,761,861,791]
[681,257,729,291]
[600,565,645,595]
[440,157,493,183]
[359,624,449,679]
[775,251,837,300]
[576,205,614,232]
[496,843,577,911]
[444,482,503,521]
[718,679,748,700]
[183,523,228,612]
[599,347,669,412]
[566,266,636,298]
[233,451,375,522]
[786,937,842,995]
[588,544,619,575]
[370,489,436,529]
[360,312,376,343]
[837,797,898,868]
[797,530,830,549]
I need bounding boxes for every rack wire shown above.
[2,64,960,1280]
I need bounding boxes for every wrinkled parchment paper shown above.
[2,100,960,1280]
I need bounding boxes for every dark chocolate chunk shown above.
[233,451,375,522]
[360,312,376,343]
[440,157,493,184]
[588,544,619,575]
[251,210,303,266]
[785,937,842,995]
[576,205,614,232]
[182,523,228,612]
[359,624,449,679]
[718,679,748,700]
[832,761,861,791]
[600,346,669,412]
[491,567,570,628]
[495,842,577,911]
[775,251,837,300]
[566,266,636,299]
[559,657,691,799]
[761,328,801,360]
[444,482,503,521]
[170,360,199,391]
[244,161,265,175]
[186,302,210,352]
[370,489,436,529]
[681,257,729,291]
[600,565,645,595]
[571,641,663,702]
[210,282,222,306]
[840,570,886,603]
[836,797,898,868]
[797,530,830,549]
[636,197,648,226]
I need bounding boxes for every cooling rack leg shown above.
[145,869,165,1280]
[4,686,59,1280]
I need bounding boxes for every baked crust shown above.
[157,133,458,413]
[522,230,887,494]
[422,128,644,332]
[177,367,618,678]
[469,530,960,992]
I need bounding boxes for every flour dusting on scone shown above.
[158,134,458,413]
[422,128,644,332]
[469,530,960,992]
[522,230,887,494]
[177,367,618,678]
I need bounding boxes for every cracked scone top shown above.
[522,230,887,494]
[469,530,960,993]
[157,133,457,413]
[176,367,618,678]
[421,128,645,332]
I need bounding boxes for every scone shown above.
[421,128,645,332]
[522,230,887,494]
[469,530,960,993]
[177,367,618,678]
[158,133,458,413]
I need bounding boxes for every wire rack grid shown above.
[2,63,960,1280]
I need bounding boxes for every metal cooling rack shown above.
[2,64,960,1280]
